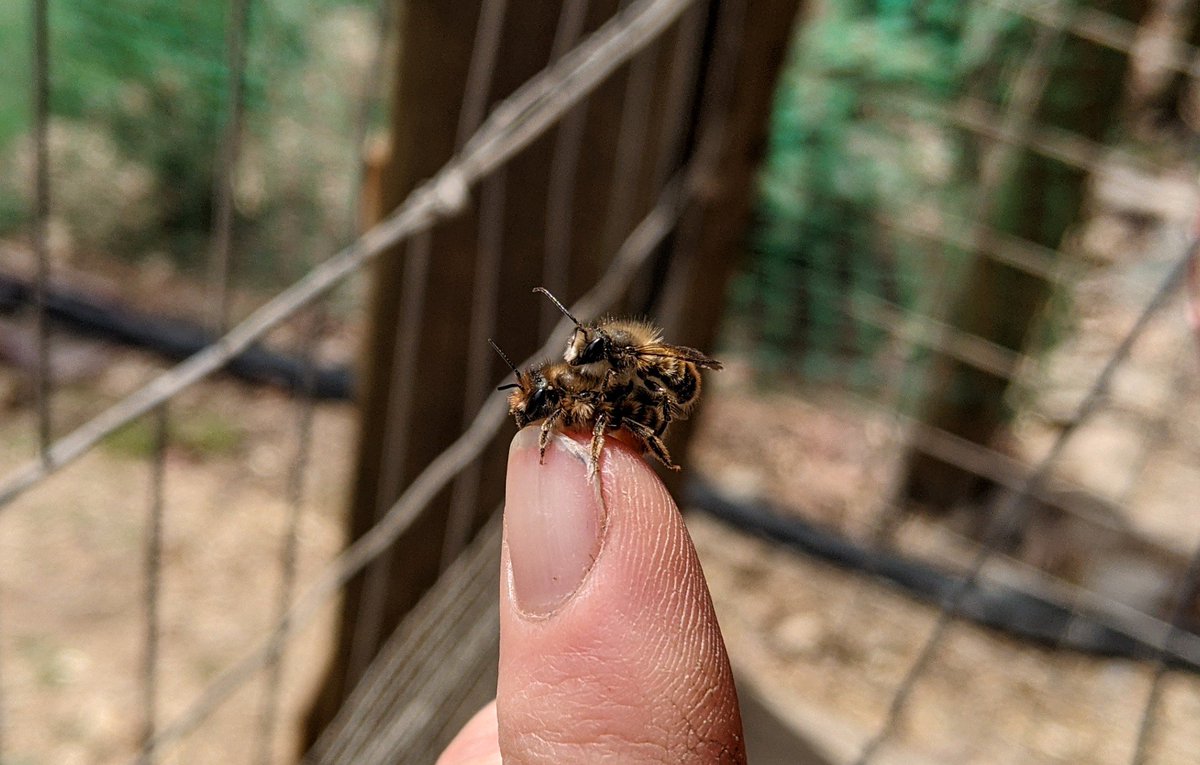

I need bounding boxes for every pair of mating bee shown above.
[492,288,722,473]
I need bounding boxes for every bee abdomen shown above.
[644,363,700,412]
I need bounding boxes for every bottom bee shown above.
[490,340,679,474]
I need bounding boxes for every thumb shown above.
[496,427,745,763]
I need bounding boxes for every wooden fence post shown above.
[304,0,717,745]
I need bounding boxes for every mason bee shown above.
[533,287,723,418]
[490,340,679,472]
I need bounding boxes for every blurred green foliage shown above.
[0,0,378,279]
[732,0,1025,389]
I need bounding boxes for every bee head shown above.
[512,373,560,427]
[566,327,611,365]
[532,286,611,366]
[490,339,564,428]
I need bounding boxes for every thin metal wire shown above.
[831,457,1200,670]
[139,405,169,765]
[849,293,1024,381]
[878,208,1067,285]
[836,365,1200,669]
[540,0,591,340]
[601,34,660,257]
[457,0,511,151]
[1109,235,1199,510]
[311,510,502,764]
[31,0,51,460]
[255,1,394,754]
[927,10,1124,753]
[342,0,395,246]
[6,1,54,753]
[651,2,705,191]
[442,169,507,571]
[351,0,510,680]
[877,86,1181,198]
[136,171,689,762]
[207,0,252,334]
[1035,245,1200,756]
[867,0,1065,554]
[439,0,513,573]
[307,510,502,763]
[853,237,1198,765]
[1130,247,1200,765]
[823,162,966,670]
[254,324,319,765]
[1131,546,1200,765]
[989,0,1200,79]
[348,230,433,684]
[659,0,745,330]
[0,0,700,510]
[828,2,1063,604]
[934,517,1200,669]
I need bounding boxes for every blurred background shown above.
[2,0,1200,762]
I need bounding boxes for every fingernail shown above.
[505,428,605,617]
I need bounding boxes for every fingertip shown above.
[498,427,744,763]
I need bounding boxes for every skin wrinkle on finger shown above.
[498,428,744,764]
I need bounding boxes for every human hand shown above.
[436,427,745,764]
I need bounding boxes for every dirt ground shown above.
[0,350,354,765]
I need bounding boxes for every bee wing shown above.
[635,343,723,370]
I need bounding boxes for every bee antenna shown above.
[488,338,521,380]
[532,287,581,327]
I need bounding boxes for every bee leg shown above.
[538,413,560,464]
[623,420,680,471]
[588,414,610,478]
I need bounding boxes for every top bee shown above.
[534,287,722,420]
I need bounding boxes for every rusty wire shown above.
[1130,243,1200,765]
[31,0,51,461]
[206,0,253,334]
[137,405,169,765]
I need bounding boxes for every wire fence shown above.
[715,0,1200,761]
[3,0,1200,763]
[3,0,719,761]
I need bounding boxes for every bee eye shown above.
[580,336,608,363]
[528,386,554,414]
